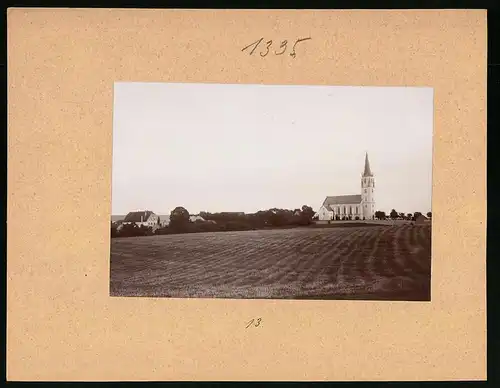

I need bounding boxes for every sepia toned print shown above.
[110,82,433,301]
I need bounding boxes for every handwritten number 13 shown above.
[246,318,262,328]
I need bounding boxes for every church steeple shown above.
[363,152,373,177]
[361,152,375,220]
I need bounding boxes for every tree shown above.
[399,212,405,219]
[407,213,413,220]
[413,212,422,221]
[268,209,289,227]
[375,210,386,220]
[169,206,190,230]
[301,205,315,219]
[299,205,315,225]
[426,212,432,219]
[390,209,398,219]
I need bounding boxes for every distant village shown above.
[112,210,211,232]
[111,208,307,234]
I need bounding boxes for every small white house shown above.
[122,210,160,229]
[189,214,206,222]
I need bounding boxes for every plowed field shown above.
[110,224,431,300]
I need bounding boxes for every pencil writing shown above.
[241,37,312,58]
[245,317,262,328]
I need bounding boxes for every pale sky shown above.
[112,83,433,215]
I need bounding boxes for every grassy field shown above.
[110,224,432,301]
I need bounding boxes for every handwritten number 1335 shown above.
[242,37,311,58]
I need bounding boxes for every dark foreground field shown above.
[110,224,432,301]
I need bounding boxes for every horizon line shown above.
[111,207,432,216]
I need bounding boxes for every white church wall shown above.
[332,203,362,219]
[318,206,332,221]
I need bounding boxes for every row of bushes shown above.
[111,220,306,239]
[374,210,431,221]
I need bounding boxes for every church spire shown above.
[363,152,373,177]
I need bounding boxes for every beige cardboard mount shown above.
[7,9,486,381]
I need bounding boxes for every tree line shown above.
[110,206,432,239]
[374,210,432,221]
[111,205,316,238]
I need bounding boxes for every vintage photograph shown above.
[110,83,433,301]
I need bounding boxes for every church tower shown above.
[361,152,375,220]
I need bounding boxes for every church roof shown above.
[363,152,373,177]
[323,195,362,208]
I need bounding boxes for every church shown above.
[317,153,376,221]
